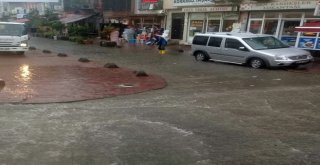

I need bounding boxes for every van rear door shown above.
[206,37,223,61]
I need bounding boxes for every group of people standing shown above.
[108,25,169,54]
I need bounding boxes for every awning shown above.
[295,22,320,32]
[60,14,94,24]
[14,18,30,23]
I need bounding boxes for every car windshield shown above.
[0,24,26,36]
[243,36,290,50]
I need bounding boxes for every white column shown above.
[0,0,3,18]
[182,12,189,43]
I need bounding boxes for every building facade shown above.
[132,0,164,29]
[240,0,320,50]
[164,0,239,44]
[102,0,134,24]
[164,0,319,47]
[0,0,62,18]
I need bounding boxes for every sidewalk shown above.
[0,50,166,104]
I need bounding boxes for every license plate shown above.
[295,60,309,64]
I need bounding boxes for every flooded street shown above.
[0,37,320,164]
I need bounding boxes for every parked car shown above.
[191,32,314,69]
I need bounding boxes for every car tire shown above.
[249,58,265,69]
[16,51,25,55]
[195,52,208,61]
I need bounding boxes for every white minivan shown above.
[191,32,314,69]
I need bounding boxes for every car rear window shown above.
[193,36,209,45]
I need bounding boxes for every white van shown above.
[191,32,314,69]
[0,22,29,55]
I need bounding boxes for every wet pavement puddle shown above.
[0,65,166,104]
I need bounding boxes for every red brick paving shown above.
[0,51,166,104]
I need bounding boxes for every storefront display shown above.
[187,11,238,43]
[298,38,316,49]
[189,20,204,36]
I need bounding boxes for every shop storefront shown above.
[167,0,238,44]
[185,8,238,43]
[240,0,320,50]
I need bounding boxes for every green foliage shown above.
[27,8,65,36]
[51,21,65,32]
[67,24,90,37]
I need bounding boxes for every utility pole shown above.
[0,0,3,19]
[61,0,64,11]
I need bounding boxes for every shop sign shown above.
[316,39,320,49]
[182,6,233,12]
[298,38,316,49]
[143,0,159,2]
[240,0,318,11]
[174,0,215,7]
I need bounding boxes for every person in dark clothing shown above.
[154,35,167,54]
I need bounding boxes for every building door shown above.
[279,20,301,46]
[171,13,184,39]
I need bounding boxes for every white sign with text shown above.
[240,0,318,11]
[173,0,215,7]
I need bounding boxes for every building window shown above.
[263,20,278,35]
[222,13,238,32]
[249,20,262,34]
[207,20,220,32]
[189,20,204,36]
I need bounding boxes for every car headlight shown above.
[20,43,28,47]
[275,56,289,60]
[307,55,313,59]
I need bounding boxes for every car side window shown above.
[225,38,245,49]
[192,36,209,45]
[208,37,223,47]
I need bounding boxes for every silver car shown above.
[191,32,314,69]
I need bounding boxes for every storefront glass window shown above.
[222,20,236,32]
[263,20,278,35]
[265,13,279,18]
[189,20,204,36]
[301,20,320,37]
[249,20,262,34]
[305,12,320,18]
[207,20,220,32]
[282,12,302,18]
[280,20,300,46]
[250,12,264,19]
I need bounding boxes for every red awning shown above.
[60,14,94,24]
[295,22,320,32]
[14,18,30,23]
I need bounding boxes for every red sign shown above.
[143,0,158,2]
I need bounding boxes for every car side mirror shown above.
[239,46,248,51]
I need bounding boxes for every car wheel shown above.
[16,51,25,55]
[249,58,264,69]
[195,52,208,61]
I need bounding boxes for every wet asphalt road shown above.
[1,37,320,165]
